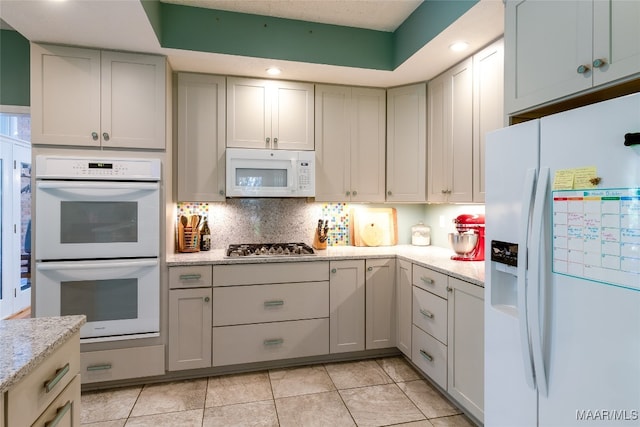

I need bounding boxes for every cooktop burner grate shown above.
[226,242,315,257]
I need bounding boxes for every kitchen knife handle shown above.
[624,133,640,146]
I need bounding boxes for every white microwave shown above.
[226,148,315,197]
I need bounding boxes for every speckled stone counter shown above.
[0,315,85,393]
[167,245,484,287]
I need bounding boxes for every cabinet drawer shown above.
[412,265,449,299]
[213,281,329,326]
[412,325,447,390]
[213,318,329,366]
[413,286,447,345]
[213,261,329,286]
[169,265,213,289]
[81,345,164,384]
[7,333,80,427]
[32,374,81,427]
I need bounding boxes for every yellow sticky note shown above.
[573,166,598,189]
[553,169,575,190]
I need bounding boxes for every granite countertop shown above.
[167,244,485,286]
[0,315,86,394]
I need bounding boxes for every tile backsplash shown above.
[175,199,483,250]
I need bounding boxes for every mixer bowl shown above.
[448,233,478,255]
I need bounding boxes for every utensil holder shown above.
[312,233,327,250]
[178,224,200,252]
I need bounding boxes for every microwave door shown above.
[35,181,160,260]
[35,259,159,339]
[228,159,295,197]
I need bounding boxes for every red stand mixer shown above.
[448,214,485,261]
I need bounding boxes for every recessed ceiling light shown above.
[449,41,469,52]
[266,67,281,76]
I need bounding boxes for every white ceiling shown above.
[0,0,504,87]
[161,0,423,32]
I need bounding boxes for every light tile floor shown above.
[80,356,476,427]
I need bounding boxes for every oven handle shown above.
[36,259,158,271]
[37,181,159,191]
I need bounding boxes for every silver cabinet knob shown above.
[592,58,606,68]
[576,64,590,74]
[387,190,392,196]
[266,137,270,145]
[102,132,110,141]
[367,266,373,272]
[346,191,351,196]
[91,132,99,141]
[352,191,357,196]
[204,296,210,302]
[219,190,224,196]
[331,268,337,274]
[273,137,278,145]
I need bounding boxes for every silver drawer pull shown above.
[419,349,433,362]
[420,309,434,319]
[420,276,434,285]
[179,274,202,280]
[263,338,284,346]
[44,363,69,393]
[87,363,112,372]
[264,300,284,307]
[44,400,72,427]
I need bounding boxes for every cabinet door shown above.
[386,84,427,202]
[168,288,212,371]
[30,44,101,147]
[350,87,386,203]
[271,81,315,150]
[396,260,412,357]
[447,277,484,422]
[31,375,81,427]
[505,0,593,114]
[329,260,365,353]
[177,73,226,201]
[101,51,166,149]
[448,58,473,203]
[428,59,473,203]
[226,77,271,148]
[365,258,396,349]
[593,0,640,86]
[314,85,351,202]
[473,39,504,203]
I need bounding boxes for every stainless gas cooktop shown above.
[226,243,315,257]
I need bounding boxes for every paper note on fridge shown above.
[553,166,597,190]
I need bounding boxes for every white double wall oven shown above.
[34,155,161,342]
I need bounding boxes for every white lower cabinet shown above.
[396,259,412,357]
[168,288,213,371]
[6,333,81,427]
[365,258,396,349]
[81,345,165,384]
[447,277,485,422]
[412,325,448,390]
[213,318,329,366]
[329,260,366,353]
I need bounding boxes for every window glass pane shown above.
[0,112,30,142]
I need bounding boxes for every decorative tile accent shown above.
[321,203,350,246]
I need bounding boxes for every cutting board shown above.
[350,208,398,247]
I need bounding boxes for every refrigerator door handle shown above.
[518,168,537,390]
[528,167,550,396]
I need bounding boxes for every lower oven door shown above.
[35,258,159,341]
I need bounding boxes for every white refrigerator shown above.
[485,93,640,426]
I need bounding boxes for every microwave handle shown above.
[37,181,159,191]
[36,259,158,271]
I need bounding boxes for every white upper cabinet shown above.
[473,39,504,203]
[386,84,427,202]
[226,77,314,150]
[505,0,640,115]
[427,58,473,203]
[177,73,226,202]
[315,85,386,202]
[31,43,166,149]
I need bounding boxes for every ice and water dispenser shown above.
[490,240,520,312]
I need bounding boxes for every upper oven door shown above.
[35,180,160,260]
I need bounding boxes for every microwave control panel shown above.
[298,160,314,191]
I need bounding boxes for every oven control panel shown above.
[35,156,161,181]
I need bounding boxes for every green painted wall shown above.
[393,0,478,67]
[159,2,393,70]
[0,30,30,106]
